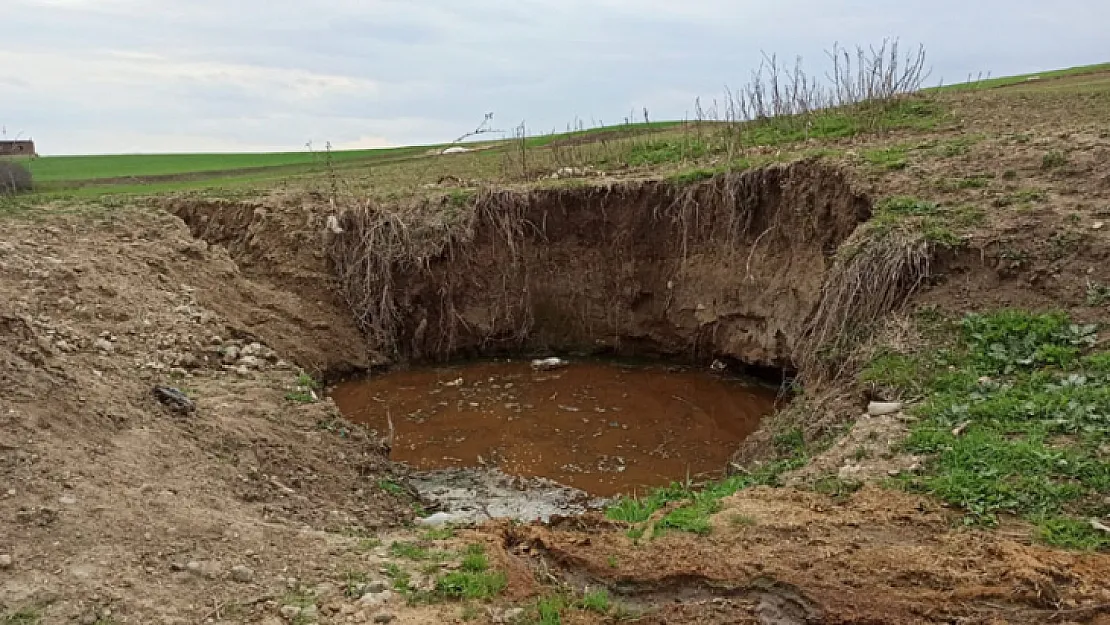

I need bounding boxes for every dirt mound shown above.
[167,195,370,374]
[330,161,871,370]
[506,486,1110,623]
[0,208,410,623]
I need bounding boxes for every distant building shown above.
[0,140,36,157]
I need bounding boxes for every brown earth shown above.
[328,161,870,370]
[4,82,1110,624]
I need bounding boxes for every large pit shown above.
[172,162,875,516]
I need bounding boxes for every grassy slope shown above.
[930,61,1110,92]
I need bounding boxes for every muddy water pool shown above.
[330,361,778,497]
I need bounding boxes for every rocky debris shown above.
[0,554,12,569]
[185,560,221,579]
[152,386,197,414]
[230,564,254,582]
[372,612,395,623]
[546,165,602,180]
[358,589,393,607]
[59,495,78,505]
[279,605,303,621]
[365,580,389,594]
[408,467,606,523]
[493,607,526,623]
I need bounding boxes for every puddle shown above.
[330,361,777,497]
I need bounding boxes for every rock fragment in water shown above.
[531,357,568,371]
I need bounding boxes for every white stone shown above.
[867,401,903,417]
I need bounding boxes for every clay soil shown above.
[3,80,1110,625]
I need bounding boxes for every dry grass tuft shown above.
[798,222,932,382]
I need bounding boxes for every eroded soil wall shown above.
[333,161,870,369]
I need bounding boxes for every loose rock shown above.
[279,605,302,621]
[867,401,903,417]
[364,580,389,594]
[152,386,197,414]
[373,612,395,624]
[230,564,254,583]
[358,589,392,607]
[0,554,12,569]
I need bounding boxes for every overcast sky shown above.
[3,0,1107,155]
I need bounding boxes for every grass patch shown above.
[625,139,710,166]
[605,449,806,538]
[3,608,41,625]
[666,166,723,185]
[378,478,405,496]
[993,187,1048,208]
[869,196,976,248]
[434,570,507,601]
[930,62,1110,92]
[281,588,316,609]
[532,595,569,625]
[388,540,452,562]
[579,589,611,614]
[1086,281,1110,306]
[728,513,758,528]
[460,544,489,572]
[422,526,456,541]
[343,570,370,598]
[813,475,864,500]
[863,146,908,170]
[285,372,320,403]
[386,544,509,605]
[354,537,382,552]
[384,562,409,586]
[864,310,1110,550]
[937,175,992,191]
[1042,150,1069,169]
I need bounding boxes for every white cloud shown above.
[3,0,1108,154]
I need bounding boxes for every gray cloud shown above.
[5,0,1107,154]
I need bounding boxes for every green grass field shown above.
[26,145,436,183]
[7,62,1107,200]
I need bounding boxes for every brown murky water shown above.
[330,361,777,496]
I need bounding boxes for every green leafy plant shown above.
[870,310,1110,550]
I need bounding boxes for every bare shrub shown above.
[0,161,33,194]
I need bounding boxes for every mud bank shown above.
[330,161,871,370]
